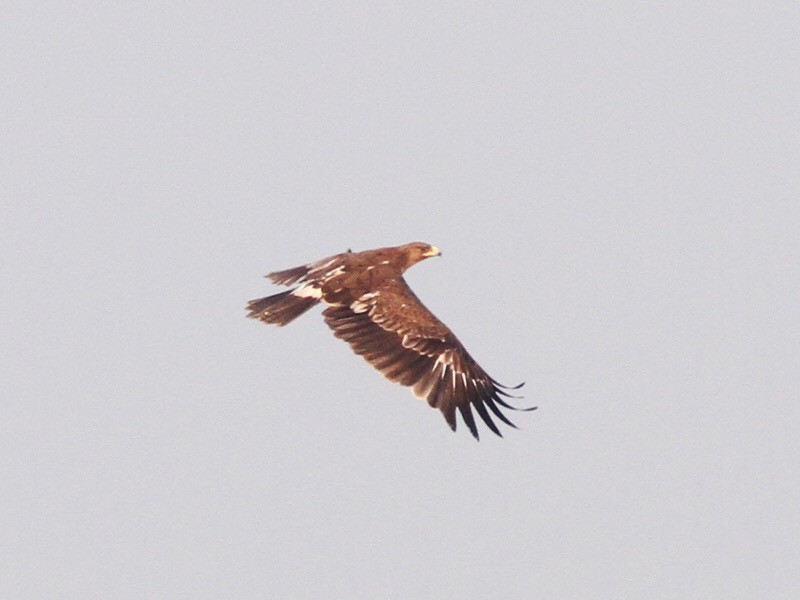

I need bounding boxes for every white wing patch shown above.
[308,257,337,273]
[350,291,379,314]
[322,265,346,279]
[292,284,322,299]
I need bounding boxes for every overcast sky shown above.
[2,3,799,598]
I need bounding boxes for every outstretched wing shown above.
[322,278,533,439]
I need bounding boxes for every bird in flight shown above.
[246,242,534,439]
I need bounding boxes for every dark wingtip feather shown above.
[491,378,525,390]
[484,397,518,429]
[491,378,536,411]
[492,392,537,412]
[496,387,524,399]
[473,399,502,438]
[443,403,458,432]
[458,405,480,441]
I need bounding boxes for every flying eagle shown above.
[246,242,534,439]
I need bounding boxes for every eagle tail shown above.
[266,265,311,286]
[246,290,318,326]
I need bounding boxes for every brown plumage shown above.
[246,242,535,439]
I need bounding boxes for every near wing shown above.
[322,278,533,439]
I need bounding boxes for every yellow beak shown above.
[423,245,442,257]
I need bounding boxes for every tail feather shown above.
[246,290,318,326]
[266,265,311,286]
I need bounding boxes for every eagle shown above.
[246,242,535,439]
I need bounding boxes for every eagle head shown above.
[403,241,441,266]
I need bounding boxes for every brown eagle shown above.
[246,242,534,439]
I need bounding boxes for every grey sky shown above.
[2,2,799,598]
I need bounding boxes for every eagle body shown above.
[247,242,533,439]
